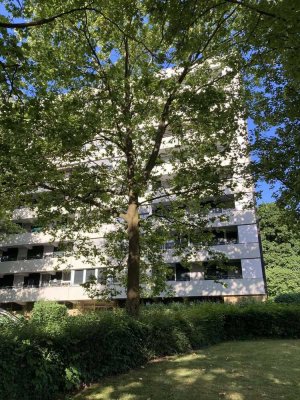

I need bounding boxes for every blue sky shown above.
[247,119,276,204]
[256,181,277,204]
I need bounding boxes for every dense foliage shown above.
[0,1,299,313]
[258,203,300,296]
[1,301,300,400]
[31,301,68,326]
[274,292,300,305]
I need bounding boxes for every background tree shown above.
[258,203,300,297]
[241,0,300,212]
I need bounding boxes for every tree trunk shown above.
[125,199,140,317]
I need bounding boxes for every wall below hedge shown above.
[1,302,300,400]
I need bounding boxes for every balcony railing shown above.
[40,280,71,287]
[161,237,238,250]
[0,256,18,262]
[0,281,71,290]
[44,251,72,258]
[0,251,73,263]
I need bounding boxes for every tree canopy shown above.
[0,0,299,314]
[258,203,300,297]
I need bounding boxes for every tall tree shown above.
[241,0,300,212]
[0,0,298,314]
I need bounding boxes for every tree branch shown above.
[143,7,237,183]
[225,0,287,21]
[0,6,94,29]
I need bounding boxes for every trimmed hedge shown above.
[1,302,300,400]
[274,292,300,304]
[31,301,68,326]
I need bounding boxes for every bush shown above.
[224,303,300,339]
[0,324,66,400]
[274,292,300,304]
[139,306,191,356]
[31,301,68,324]
[58,311,149,382]
[1,301,300,400]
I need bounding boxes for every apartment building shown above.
[0,119,267,310]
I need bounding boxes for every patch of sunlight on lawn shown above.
[165,367,205,384]
[83,386,114,400]
[170,352,207,363]
[71,340,300,400]
[267,374,292,386]
[225,392,244,400]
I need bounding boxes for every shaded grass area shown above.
[69,340,300,400]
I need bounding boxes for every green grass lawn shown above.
[69,340,300,400]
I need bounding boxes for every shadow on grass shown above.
[71,340,300,400]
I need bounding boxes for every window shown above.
[86,269,96,282]
[15,222,31,232]
[226,228,239,244]
[204,260,242,280]
[163,241,175,250]
[210,227,238,245]
[41,274,51,286]
[167,263,190,281]
[162,232,188,250]
[1,248,18,262]
[53,242,73,256]
[27,246,44,260]
[24,273,40,288]
[200,195,235,213]
[183,226,239,247]
[51,271,62,281]
[41,271,68,286]
[31,226,42,233]
[74,270,84,285]
[62,270,71,281]
[0,274,14,288]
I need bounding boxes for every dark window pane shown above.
[166,265,176,281]
[31,226,42,233]
[175,263,190,281]
[86,269,96,281]
[1,248,18,262]
[41,274,51,286]
[24,273,40,287]
[0,274,14,287]
[204,260,242,280]
[166,263,190,281]
[74,270,84,284]
[51,271,62,280]
[204,263,217,280]
[226,229,238,244]
[214,230,226,244]
[27,246,44,260]
[164,241,175,249]
[62,270,71,281]
[227,261,243,278]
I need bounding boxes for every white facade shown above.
[0,193,266,307]
[0,119,266,307]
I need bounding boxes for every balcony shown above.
[166,277,266,297]
[12,207,36,221]
[164,242,261,263]
[0,231,55,247]
[0,225,114,248]
[0,285,97,303]
[0,256,88,274]
[0,276,265,303]
[206,209,256,227]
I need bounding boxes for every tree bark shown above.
[124,199,140,316]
